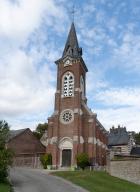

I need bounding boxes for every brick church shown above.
[46,23,108,167]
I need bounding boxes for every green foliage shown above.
[40,153,52,169]
[0,120,10,149]
[33,123,48,139]
[53,171,140,192]
[0,120,13,183]
[76,153,89,170]
[135,132,140,145]
[0,183,11,192]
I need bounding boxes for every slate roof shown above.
[131,147,140,156]
[62,22,82,58]
[7,128,28,142]
[55,22,88,72]
[108,127,129,146]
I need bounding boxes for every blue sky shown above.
[0,0,140,132]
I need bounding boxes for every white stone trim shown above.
[50,137,58,144]
[88,118,94,123]
[88,137,97,144]
[75,88,81,92]
[56,90,60,93]
[80,136,84,144]
[73,135,78,142]
[59,137,73,149]
[74,108,79,113]
[88,137,94,144]
[59,137,73,167]
[97,139,101,146]
[73,108,83,115]
[80,109,83,115]
[41,138,49,147]
[94,137,97,144]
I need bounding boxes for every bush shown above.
[76,153,89,170]
[0,120,13,183]
[0,149,13,183]
[40,153,52,169]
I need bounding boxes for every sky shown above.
[0,0,140,133]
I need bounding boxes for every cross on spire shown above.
[70,4,76,23]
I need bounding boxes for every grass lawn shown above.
[0,183,11,192]
[53,171,140,192]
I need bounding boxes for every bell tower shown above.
[46,23,108,168]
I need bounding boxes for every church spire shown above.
[62,22,82,58]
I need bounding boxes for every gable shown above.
[7,128,45,155]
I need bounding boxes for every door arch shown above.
[59,137,73,167]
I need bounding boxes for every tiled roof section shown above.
[108,127,129,146]
[7,128,28,141]
[62,22,82,58]
[131,147,140,155]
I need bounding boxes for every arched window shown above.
[62,71,74,97]
[80,75,85,99]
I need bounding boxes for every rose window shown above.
[60,109,74,124]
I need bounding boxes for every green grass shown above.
[53,171,140,192]
[0,183,11,192]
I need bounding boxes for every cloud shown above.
[0,0,65,38]
[113,33,140,73]
[95,87,140,108]
[0,0,140,133]
[0,0,68,129]
[93,87,140,132]
[96,107,140,133]
[86,70,108,94]
[0,49,55,117]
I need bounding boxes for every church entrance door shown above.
[62,149,71,167]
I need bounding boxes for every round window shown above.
[60,109,74,124]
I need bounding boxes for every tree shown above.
[33,123,48,139]
[135,132,140,145]
[76,153,89,170]
[0,120,9,149]
[0,120,13,182]
[40,153,52,169]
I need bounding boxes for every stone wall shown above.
[107,159,140,185]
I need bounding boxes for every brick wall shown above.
[107,159,140,185]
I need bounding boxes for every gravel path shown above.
[10,167,88,192]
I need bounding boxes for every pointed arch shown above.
[62,71,74,97]
[80,75,85,99]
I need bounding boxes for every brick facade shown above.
[46,23,108,167]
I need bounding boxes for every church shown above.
[46,22,108,168]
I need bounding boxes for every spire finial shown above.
[70,4,76,23]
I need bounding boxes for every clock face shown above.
[60,109,74,124]
[64,59,72,67]
[65,59,70,65]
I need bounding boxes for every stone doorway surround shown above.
[59,137,73,167]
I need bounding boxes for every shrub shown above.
[40,153,52,169]
[76,153,89,170]
[0,148,13,183]
[0,120,13,183]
